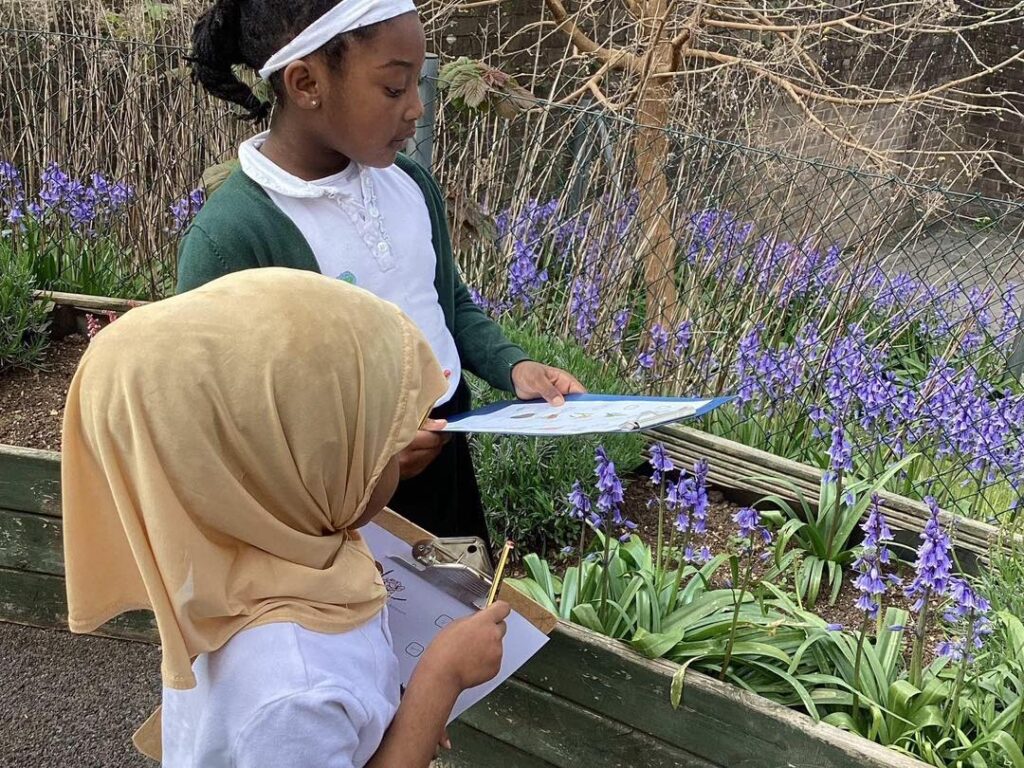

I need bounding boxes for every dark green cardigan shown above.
[176,155,527,392]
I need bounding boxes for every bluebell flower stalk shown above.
[905,497,954,687]
[720,505,771,681]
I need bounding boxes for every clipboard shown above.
[373,508,558,635]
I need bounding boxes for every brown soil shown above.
[0,334,88,451]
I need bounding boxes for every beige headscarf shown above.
[62,268,447,693]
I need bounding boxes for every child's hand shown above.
[422,601,510,691]
[398,418,450,479]
[511,361,586,406]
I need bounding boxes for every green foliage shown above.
[469,316,642,554]
[437,57,533,118]
[0,251,50,371]
[510,458,1024,766]
[5,219,156,300]
[757,455,918,608]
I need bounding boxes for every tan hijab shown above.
[62,268,447,692]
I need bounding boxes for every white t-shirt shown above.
[161,612,400,768]
[239,133,461,405]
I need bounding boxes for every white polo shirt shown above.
[239,133,461,405]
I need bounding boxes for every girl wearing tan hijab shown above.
[61,268,509,767]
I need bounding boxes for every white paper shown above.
[360,523,548,722]
[442,396,714,436]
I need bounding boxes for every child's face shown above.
[353,453,401,528]
[314,13,426,168]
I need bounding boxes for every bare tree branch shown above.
[544,0,640,71]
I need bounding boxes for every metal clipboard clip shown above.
[388,536,494,609]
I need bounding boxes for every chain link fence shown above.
[2,21,1022,527]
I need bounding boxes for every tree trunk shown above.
[632,3,679,328]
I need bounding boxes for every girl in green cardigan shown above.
[180,0,584,544]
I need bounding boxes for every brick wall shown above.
[965,25,1024,198]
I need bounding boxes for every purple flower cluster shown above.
[736,323,821,417]
[735,313,1024,506]
[646,445,712,563]
[567,479,595,525]
[852,495,900,618]
[733,506,771,549]
[498,198,556,308]
[611,309,631,348]
[594,446,630,529]
[169,188,205,232]
[904,497,954,612]
[648,442,674,484]
[936,577,992,662]
[471,195,1023,517]
[565,446,640,540]
[1,161,134,231]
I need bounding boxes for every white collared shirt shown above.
[239,132,461,405]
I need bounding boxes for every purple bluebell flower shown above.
[825,426,853,482]
[852,495,898,619]
[611,309,630,347]
[937,577,992,662]
[649,323,670,354]
[733,506,771,546]
[673,321,692,358]
[170,188,205,233]
[569,274,601,344]
[648,443,674,485]
[567,480,593,523]
[594,446,626,528]
[904,497,953,612]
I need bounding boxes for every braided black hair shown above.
[190,0,385,121]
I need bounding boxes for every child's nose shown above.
[405,89,425,122]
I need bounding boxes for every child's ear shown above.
[281,60,321,110]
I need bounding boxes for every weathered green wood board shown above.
[0,445,62,516]
[0,507,64,574]
[444,722,557,768]
[457,676,719,768]
[514,622,926,768]
[0,567,158,642]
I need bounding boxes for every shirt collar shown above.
[238,131,359,199]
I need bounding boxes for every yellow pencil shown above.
[486,541,514,606]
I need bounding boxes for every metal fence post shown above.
[410,53,439,172]
[1009,327,1024,382]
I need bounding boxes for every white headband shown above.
[258,0,417,79]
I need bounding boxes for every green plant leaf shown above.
[570,603,606,634]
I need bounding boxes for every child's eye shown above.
[385,87,405,98]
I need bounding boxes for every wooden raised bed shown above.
[0,447,924,767]
[651,423,1020,570]
[0,292,927,766]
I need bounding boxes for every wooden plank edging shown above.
[0,444,63,516]
[32,290,148,314]
[650,424,1019,564]
[513,621,927,768]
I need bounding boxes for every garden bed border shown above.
[651,424,1020,569]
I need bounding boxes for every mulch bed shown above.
[0,334,88,451]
